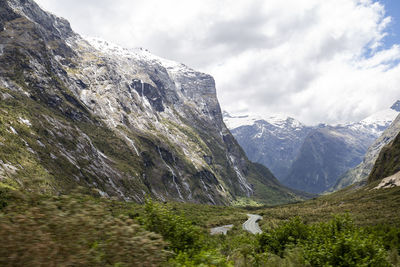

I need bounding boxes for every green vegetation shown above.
[369,131,400,183]
[1,184,400,266]
[256,182,400,227]
[0,191,167,266]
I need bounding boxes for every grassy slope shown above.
[147,182,400,230]
[257,182,400,228]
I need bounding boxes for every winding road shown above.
[210,214,262,235]
[242,214,262,234]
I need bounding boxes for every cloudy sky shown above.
[35,0,400,125]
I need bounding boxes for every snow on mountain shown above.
[223,111,301,130]
[0,0,305,205]
[332,112,400,192]
[86,36,189,75]
[224,102,400,193]
[361,108,399,125]
[223,111,312,181]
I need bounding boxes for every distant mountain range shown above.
[332,110,400,191]
[224,112,313,181]
[224,102,400,193]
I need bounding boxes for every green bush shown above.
[257,215,390,266]
[140,198,205,253]
[367,224,400,255]
[258,216,309,256]
[302,215,390,266]
[170,249,233,267]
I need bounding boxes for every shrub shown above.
[140,198,205,254]
[258,216,309,256]
[302,215,390,266]
[257,215,390,266]
[0,194,167,266]
[170,249,233,267]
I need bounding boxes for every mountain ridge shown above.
[224,103,400,193]
[0,0,302,205]
[331,113,400,191]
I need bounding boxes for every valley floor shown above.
[0,183,399,266]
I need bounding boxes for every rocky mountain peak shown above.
[391,100,400,112]
[7,0,74,39]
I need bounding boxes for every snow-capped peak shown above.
[84,36,189,75]
[343,104,400,138]
[223,111,301,130]
[360,108,399,126]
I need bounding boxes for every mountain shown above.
[368,128,400,185]
[283,107,399,193]
[224,104,399,194]
[0,0,301,205]
[332,113,400,191]
[223,112,313,180]
[282,125,374,193]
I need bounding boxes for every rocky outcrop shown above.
[374,171,400,189]
[0,0,300,205]
[368,129,400,184]
[332,113,400,191]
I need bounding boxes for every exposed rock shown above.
[0,0,300,205]
[225,104,399,194]
[374,171,400,189]
[224,112,312,180]
[368,129,400,183]
[391,101,400,112]
[332,113,400,191]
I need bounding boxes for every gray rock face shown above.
[283,125,375,193]
[391,101,400,112]
[332,113,400,191]
[225,106,399,194]
[0,0,300,205]
[224,113,312,180]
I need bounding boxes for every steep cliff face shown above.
[332,113,400,191]
[368,130,400,184]
[224,112,313,180]
[0,0,299,204]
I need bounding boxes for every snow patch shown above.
[223,111,301,130]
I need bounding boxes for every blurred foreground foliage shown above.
[0,186,399,266]
[0,189,167,266]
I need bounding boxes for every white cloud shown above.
[35,0,400,125]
